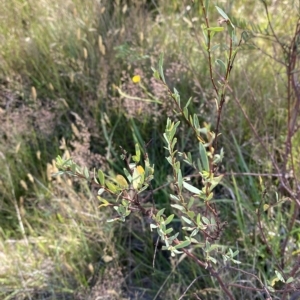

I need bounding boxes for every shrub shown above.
[56,1,300,299]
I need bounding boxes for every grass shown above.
[1,0,300,299]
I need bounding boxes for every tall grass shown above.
[1,0,299,299]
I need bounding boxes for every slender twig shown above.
[214,36,242,150]
[233,95,300,206]
[200,0,219,94]
[255,45,286,66]
[279,19,300,269]
[261,0,289,56]
[225,172,284,177]
[228,283,299,294]
[173,239,235,300]
[152,236,160,268]
[178,275,203,300]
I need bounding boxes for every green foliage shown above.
[54,3,245,298]
[1,0,300,299]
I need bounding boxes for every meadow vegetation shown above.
[0,0,300,299]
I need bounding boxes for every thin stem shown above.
[214,36,242,150]
[200,0,219,94]
[173,239,235,300]
[228,283,299,294]
[262,0,289,56]
[233,95,300,207]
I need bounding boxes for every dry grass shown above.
[1,0,300,299]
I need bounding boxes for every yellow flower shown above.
[132,75,141,83]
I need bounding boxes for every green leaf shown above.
[196,213,201,225]
[171,204,185,211]
[215,6,229,20]
[98,169,105,186]
[275,270,285,282]
[231,259,241,264]
[215,59,226,74]
[183,181,201,194]
[107,218,119,223]
[190,228,199,237]
[165,214,174,225]
[206,27,225,32]
[183,107,188,120]
[184,97,192,109]
[170,194,180,201]
[205,0,210,10]
[165,155,172,165]
[123,168,132,182]
[206,192,214,201]
[197,158,202,172]
[202,216,210,225]
[132,143,141,163]
[116,174,128,188]
[199,143,209,172]
[168,232,179,241]
[208,256,217,264]
[163,133,170,144]
[61,158,73,167]
[132,166,144,189]
[187,197,195,210]
[211,44,220,52]
[187,210,195,219]
[267,286,275,293]
[286,277,294,284]
[178,169,183,191]
[216,6,235,29]
[71,163,76,173]
[171,137,177,150]
[137,183,149,194]
[182,216,192,225]
[121,199,129,207]
[189,115,193,126]
[158,53,166,83]
[165,228,173,234]
[145,159,154,177]
[152,69,160,80]
[52,171,65,177]
[83,167,90,180]
[208,244,220,251]
[209,174,224,191]
[106,181,118,193]
[188,152,192,162]
[156,208,165,218]
[150,224,158,231]
[98,188,105,196]
[182,226,195,231]
[98,197,110,208]
[201,24,208,45]
[114,205,124,215]
[174,239,191,249]
[93,168,99,184]
[193,114,200,130]
[165,120,180,142]
[171,249,183,256]
[173,88,180,106]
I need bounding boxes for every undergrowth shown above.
[0,0,300,299]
